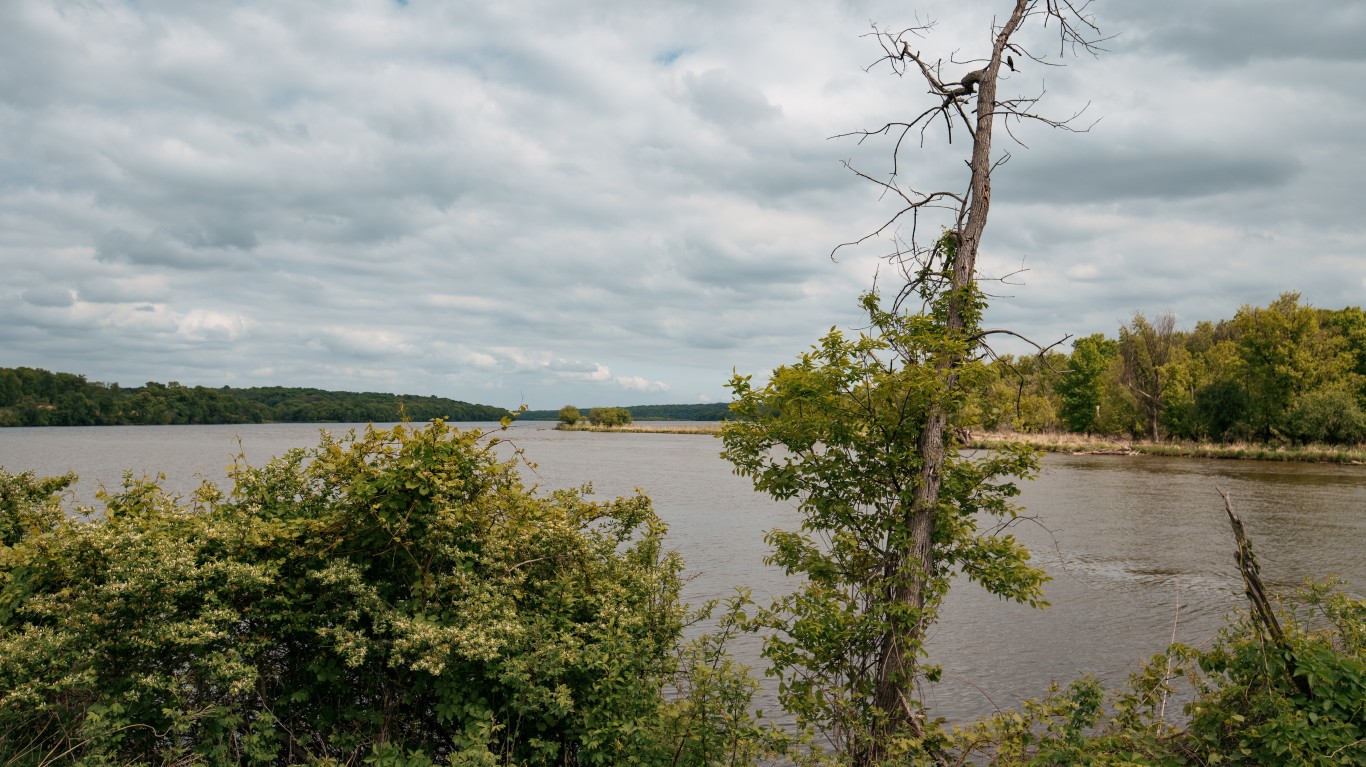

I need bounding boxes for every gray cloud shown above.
[21,286,75,307]
[684,69,782,127]
[1001,144,1300,204]
[2,0,1363,408]
[1109,1,1366,67]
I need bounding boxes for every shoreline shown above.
[550,423,1366,464]
[968,431,1366,464]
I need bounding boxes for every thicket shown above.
[0,423,785,766]
[586,407,633,427]
[969,295,1366,445]
[0,368,508,427]
[3,422,1361,765]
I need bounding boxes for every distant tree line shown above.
[969,293,1366,444]
[521,402,733,421]
[0,368,509,427]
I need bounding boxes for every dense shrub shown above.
[0,423,718,766]
[949,581,1366,765]
[1284,388,1366,445]
[586,408,632,427]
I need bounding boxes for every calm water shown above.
[2,422,1363,724]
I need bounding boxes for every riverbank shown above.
[552,423,1366,464]
[967,430,1366,464]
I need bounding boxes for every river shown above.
[2,421,1363,725]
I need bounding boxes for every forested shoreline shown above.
[536,294,1366,449]
[0,367,509,426]
[971,293,1366,446]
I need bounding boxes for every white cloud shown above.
[565,364,614,383]
[616,376,670,393]
[178,309,252,342]
[307,327,407,358]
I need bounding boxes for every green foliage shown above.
[723,291,1046,760]
[1056,333,1119,434]
[1234,293,1359,441]
[557,405,581,426]
[618,403,733,421]
[0,367,509,427]
[586,407,632,427]
[1117,313,1179,439]
[966,353,1064,433]
[964,296,1366,445]
[0,422,763,766]
[1181,584,1366,766]
[947,584,1366,766]
[233,386,509,423]
[658,594,829,767]
[1284,388,1366,445]
[1320,306,1366,389]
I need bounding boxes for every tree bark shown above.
[868,2,1030,759]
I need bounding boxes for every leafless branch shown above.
[837,4,1106,300]
[971,328,1072,356]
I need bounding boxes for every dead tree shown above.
[1219,488,1314,700]
[832,2,1105,755]
[1119,312,1179,439]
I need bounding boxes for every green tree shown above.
[1190,338,1250,441]
[972,353,1064,434]
[588,407,632,427]
[1055,334,1118,434]
[0,369,20,407]
[1283,387,1366,444]
[724,293,1047,763]
[558,404,581,425]
[720,4,1101,761]
[948,586,1366,765]
[1236,293,1359,440]
[1321,306,1366,398]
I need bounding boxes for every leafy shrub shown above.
[948,581,1366,766]
[586,408,632,427]
[556,405,580,426]
[1284,388,1366,445]
[1182,582,1366,766]
[0,423,711,766]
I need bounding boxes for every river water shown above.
[2,421,1363,725]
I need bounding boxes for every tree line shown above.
[0,367,509,427]
[969,293,1366,444]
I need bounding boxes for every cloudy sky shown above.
[3,1,1364,410]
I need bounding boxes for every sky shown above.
[3,0,1365,411]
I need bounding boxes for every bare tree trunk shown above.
[1219,489,1313,700]
[821,5,1104,762]
[867,4,1030,757]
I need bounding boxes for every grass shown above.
[551,423,1366,464]
[967,430,1366,464]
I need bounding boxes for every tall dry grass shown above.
[553,423,1365,463]
[967,430,1366,464]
